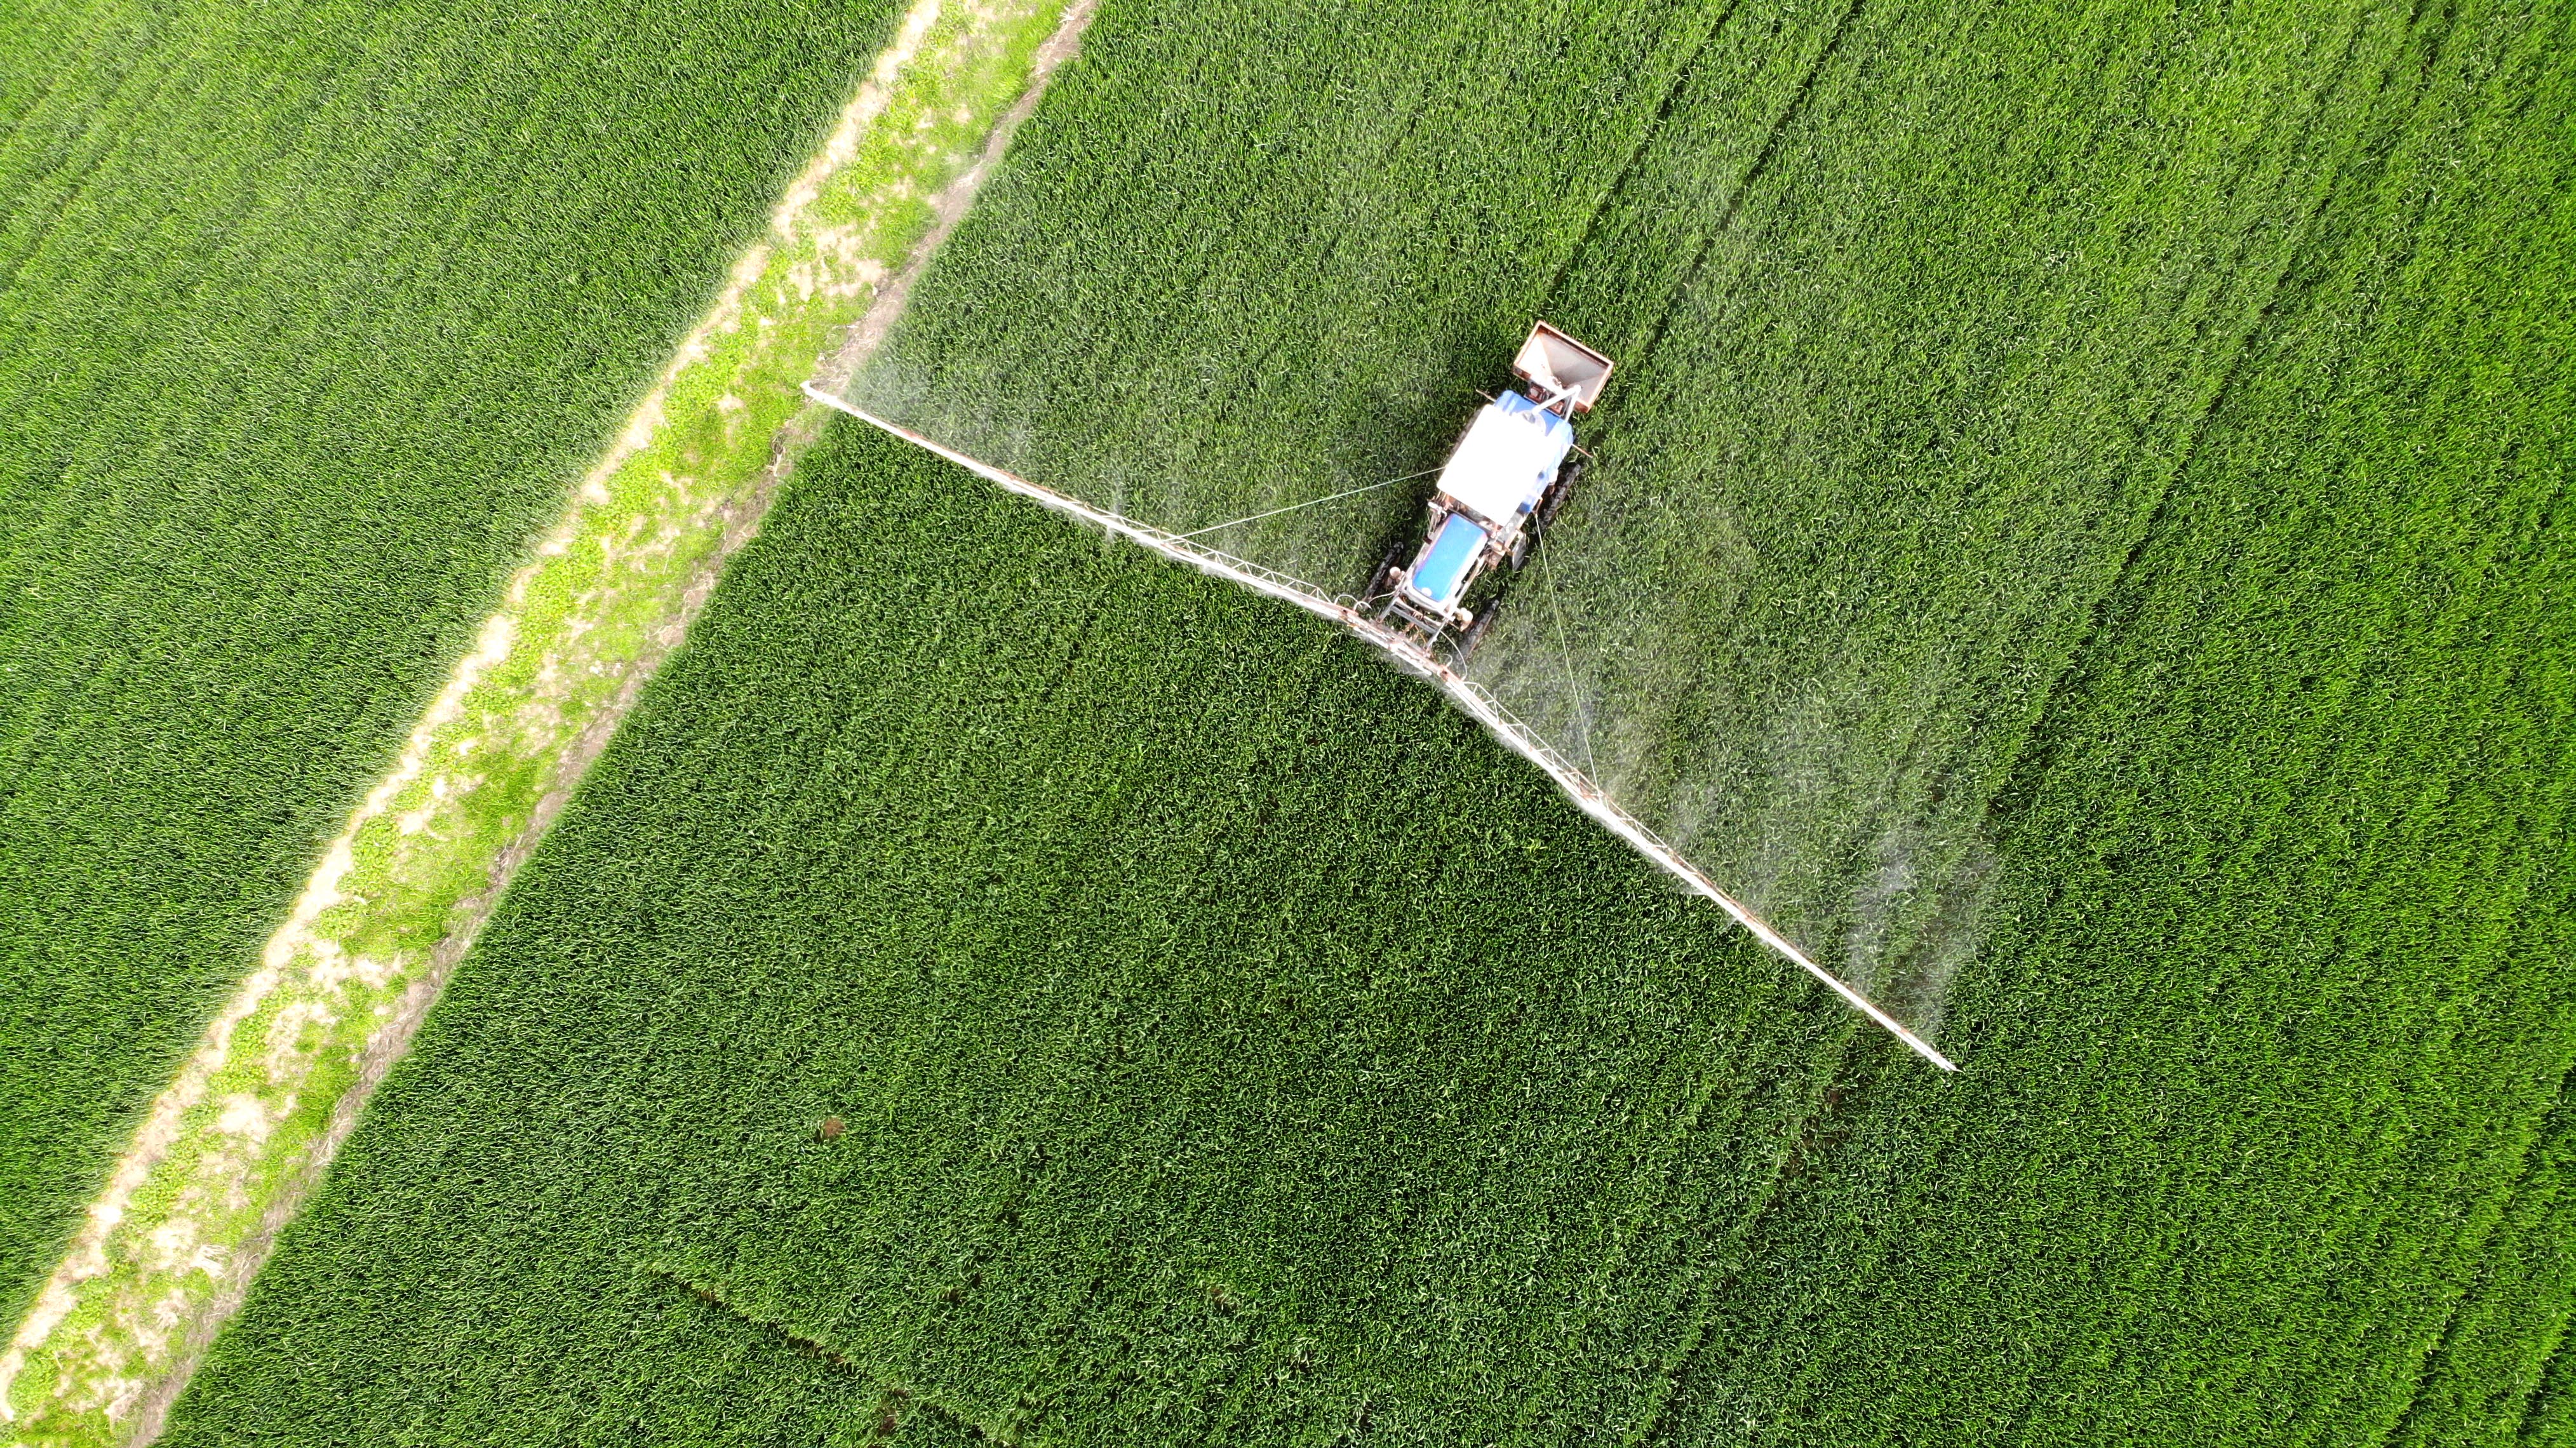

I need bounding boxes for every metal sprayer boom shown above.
[800,380,1959,1073]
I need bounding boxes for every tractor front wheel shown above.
[1368,539,1411,600]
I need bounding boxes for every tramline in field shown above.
[1367,323,1613,656]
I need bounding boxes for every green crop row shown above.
[163,423,1868,1442]
[0,0,902,1304]
[1658,0,2576,1433]
[149,0,2574,1437]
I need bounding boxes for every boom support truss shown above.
[800,381,1958,1073]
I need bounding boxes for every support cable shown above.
[1172,467,1441,540]
[1533,525,1599,779]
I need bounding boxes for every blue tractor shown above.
[1371,322,1614,655]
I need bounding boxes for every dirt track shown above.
[0,1,1094,1438]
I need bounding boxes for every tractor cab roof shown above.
[1437,391,1573,531]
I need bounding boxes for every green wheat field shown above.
[1,0,2566,1442]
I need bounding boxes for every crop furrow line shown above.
[1618,0,1867,385]
[1609,1035,1873,1448]
[1525,0,1742,319]
[1979,0,2431,854]
[640,1264,1006,1441]
[2385,1059,2576,1448]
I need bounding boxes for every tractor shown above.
[1369,321,1613,656]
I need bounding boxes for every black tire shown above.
[1368,539,1411,600]
[1456,608,1497,662]
[1535,483,1566,529]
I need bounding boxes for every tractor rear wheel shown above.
[1456,607,1498,661]
[1536,459,1583,529]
